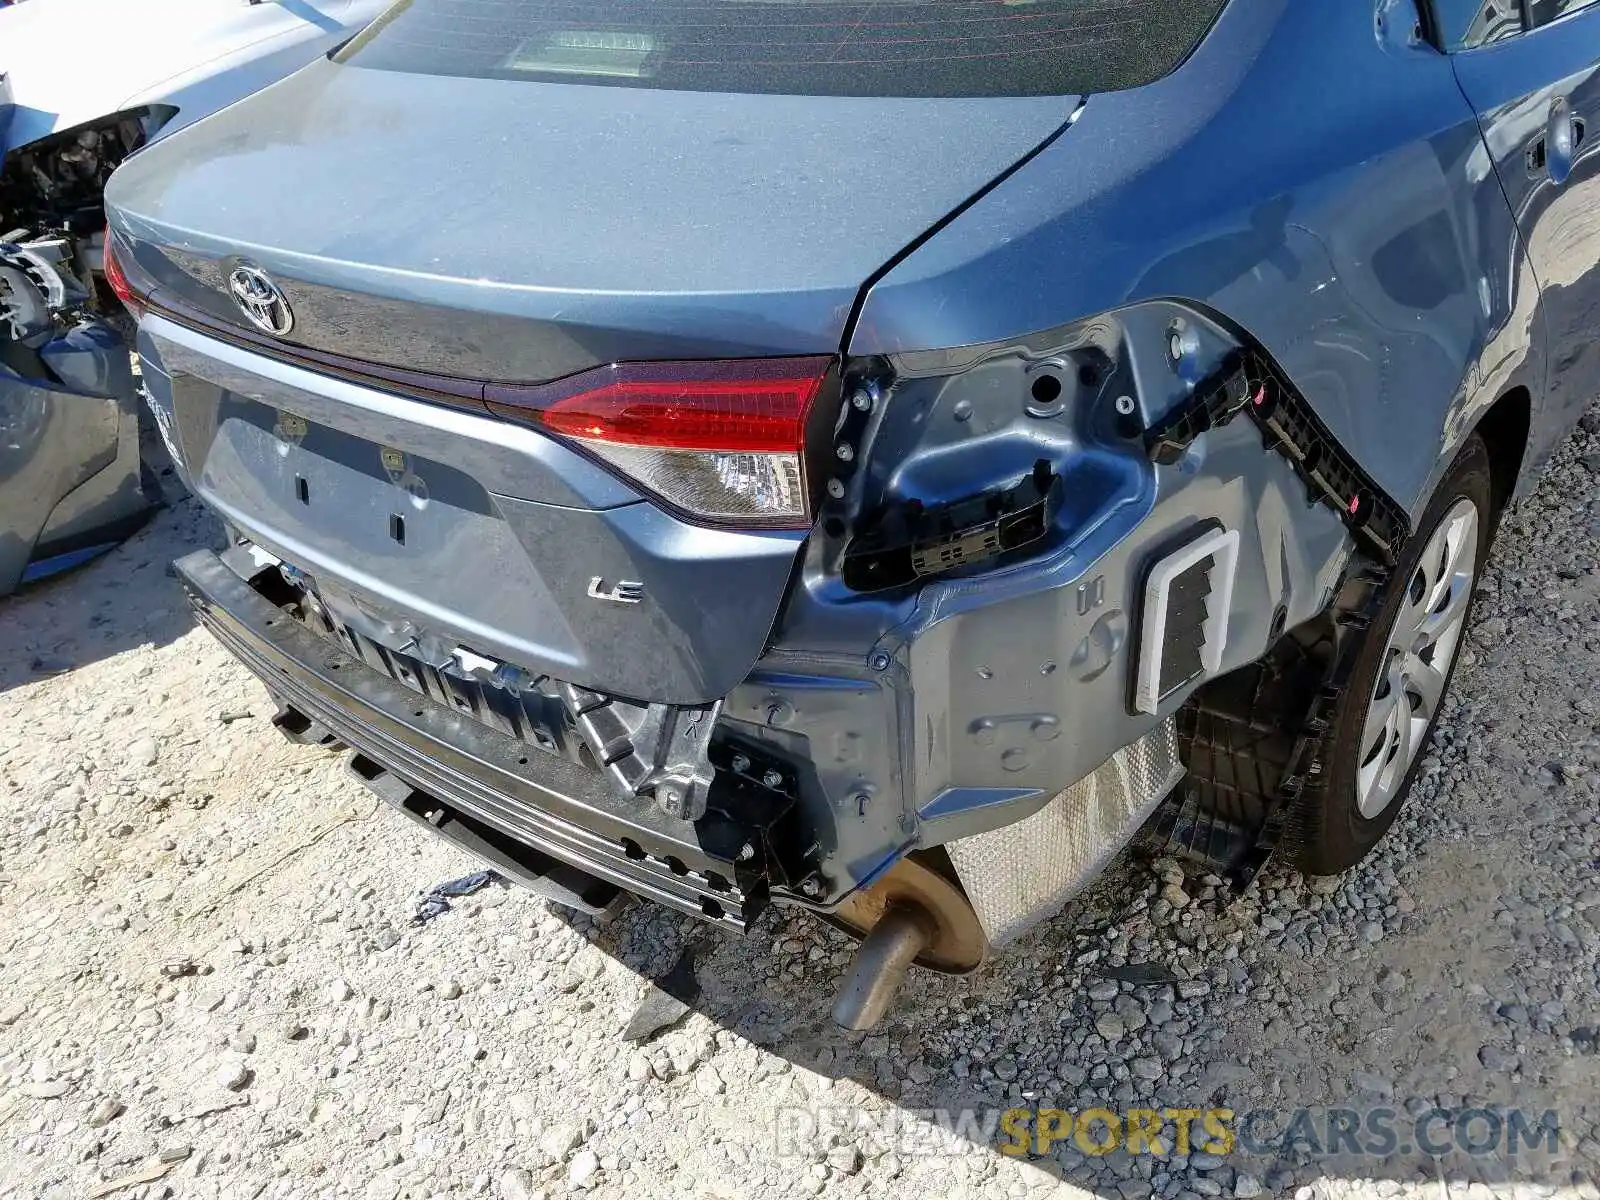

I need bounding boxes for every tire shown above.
[1287,434,1494,875]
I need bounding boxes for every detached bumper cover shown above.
[174,548,763,929]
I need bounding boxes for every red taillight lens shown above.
[102,229,144,318]
[489,357,835,529]
[539,375,822,453]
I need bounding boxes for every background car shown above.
[0,0,387,595]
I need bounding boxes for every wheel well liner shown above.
[1157,387,1526,882]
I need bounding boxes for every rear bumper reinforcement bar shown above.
[174,549,763,930]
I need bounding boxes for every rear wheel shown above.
[1288,434,1492,874]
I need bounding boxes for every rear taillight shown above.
[488,357,835,530]
[102,229,145,318]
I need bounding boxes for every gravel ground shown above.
[1,416,1598,1200]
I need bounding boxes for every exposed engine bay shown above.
[1,236,94,372]
[1,107,169,294]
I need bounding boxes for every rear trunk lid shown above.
[106,57,1078,378]
[108,44,1080,705]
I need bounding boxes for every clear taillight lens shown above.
[488,357,835,529]
[577,444,809,523]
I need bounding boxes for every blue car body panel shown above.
[107,60,1080,377]
[854,0,1545,519]
[1452,6,1600,486]
[0,314,148,596]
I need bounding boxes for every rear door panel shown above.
[1453,8,1600,444]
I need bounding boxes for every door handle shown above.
[1534,98,1581,185]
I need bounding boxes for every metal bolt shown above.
[737,843,756,862]
[799,877,825,899]
[835,442,855,462]
[761,769,784,789]
[1114,395,1137,416]
[851,388,874,412]
[826,478,846,500]
[730,752,751,774]
[851,791,871,816]
[868,650,892,672]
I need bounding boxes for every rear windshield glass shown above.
[336,0,1225,98]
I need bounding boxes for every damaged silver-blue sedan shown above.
[106,0,1600,1026]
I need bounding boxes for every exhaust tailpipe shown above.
[831,903,935,1031]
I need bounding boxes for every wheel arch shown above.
[1472,384,1533,517]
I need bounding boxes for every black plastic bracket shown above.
[841,459,1060,593]
[1143,350,1409,565]
[1151,559,1391,891]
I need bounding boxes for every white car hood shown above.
[0,0,361,152]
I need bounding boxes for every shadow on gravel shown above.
[0,447,222,694]
[563,831,1594,1200]
[537,411,1600,1200]
[553,414,1600,1196]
